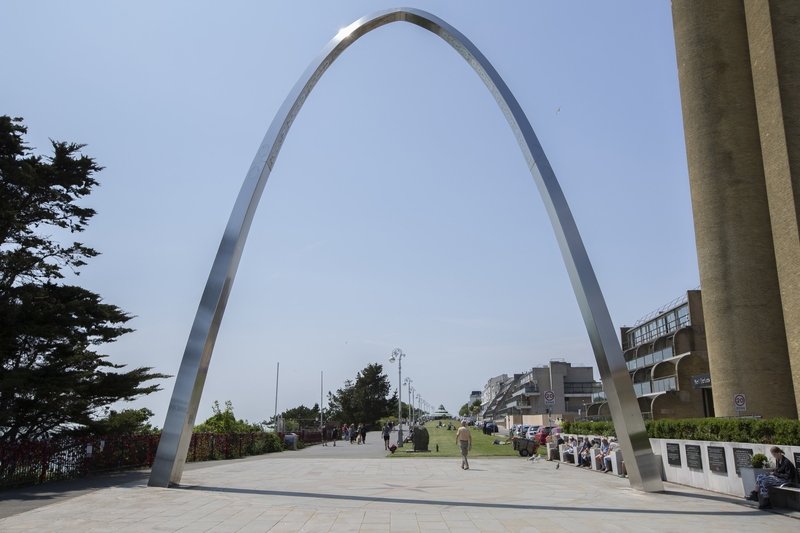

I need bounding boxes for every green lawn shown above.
[388,420,544,458]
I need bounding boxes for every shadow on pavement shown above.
[176,484,766,517]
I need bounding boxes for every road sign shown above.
[544,390,556,406]
[734,393,747,412]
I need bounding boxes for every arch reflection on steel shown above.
[147,7,664,492]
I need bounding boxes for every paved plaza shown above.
[1,433,798,532]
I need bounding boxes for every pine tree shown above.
[0,116,168,442]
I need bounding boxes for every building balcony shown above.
[505,400,530,409]
[563,382,604,396]
[626,346,675,371]
[511,385,539,397]
[633,376,677,396]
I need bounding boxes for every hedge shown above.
[561,418,800,446]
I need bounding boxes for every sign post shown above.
[544,390,556,407]
[733,393,746,416]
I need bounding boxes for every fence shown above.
[0,431,315,491]
[0,434,159,490]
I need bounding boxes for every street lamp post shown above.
[404,378,413,428]
[389,348,405,446]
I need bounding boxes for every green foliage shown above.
[563,418,800,445]
[186,432,283,462]
[0,116,168,443]
[65,408,159,437]
[263,432,283,453]
[193,401,263,434]
[751,453,768,468]
[562,421,616,437]
[274,404,320,430]
[326,363,396,427]
[458,403,470,416]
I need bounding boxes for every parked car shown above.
[525,425,541,439]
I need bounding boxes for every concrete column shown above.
[671,1,797,418]
[744,0,800,417]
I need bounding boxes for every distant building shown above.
[481,374,508,414]
[482,361,603,428]
[586,289,712,421]
[468,391,481,405]
[432,405,451,420]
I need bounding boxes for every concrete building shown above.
[587,290,711,421]
[672,0,800,418]
[468,391,481,406]
[480,374,508,416]
[482,361,603,428]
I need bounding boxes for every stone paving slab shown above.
[1,448,797,532]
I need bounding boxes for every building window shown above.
[677,305,690,328]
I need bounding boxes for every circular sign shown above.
[544,390,556,405]
[734,393,746,407]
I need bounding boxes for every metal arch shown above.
[148,7,664,492]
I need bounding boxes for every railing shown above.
[652,376,677,393]
[0,435,159,491]
[511,385,539,397]
[0,431,302,491]
[563,383,604,394]
[626,346,675,371]
[633,376,677,397]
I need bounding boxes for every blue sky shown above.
[1,1,698,426]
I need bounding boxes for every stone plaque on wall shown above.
[732,448,753,475]
[666,443,681,467]
[686,444,703,470]
[708,446,727,473]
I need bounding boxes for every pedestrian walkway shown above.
[1,441,798,532]
[288,431,392,459]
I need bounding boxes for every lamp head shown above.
[389,356,396,363]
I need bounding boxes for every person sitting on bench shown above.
[746,446,798,510]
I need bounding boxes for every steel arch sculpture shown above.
[148,7,664,492]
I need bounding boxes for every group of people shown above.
[557,435,625,475]
[344,423,367,444]
[320,423,368,446]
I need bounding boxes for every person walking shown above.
[456,420,472,470]
[321,424,328,447]
[382,423,391,450]
[331,426,338,447]
[359,424,367,444]
[350,423,357,444]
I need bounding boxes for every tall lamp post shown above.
[404,378,413,427]
[389,348,405,446]
[416,393,421,422]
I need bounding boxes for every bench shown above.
[769,482,800,511]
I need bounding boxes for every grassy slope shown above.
[388,419,536,458]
